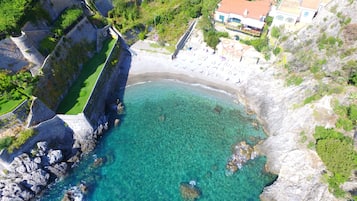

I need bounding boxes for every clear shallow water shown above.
[39,80,276,201]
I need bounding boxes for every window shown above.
[286,17,294,23]
[303,11,309,17]
[231,18,241,23]
[219,15,225,22]
[276,15,284,21]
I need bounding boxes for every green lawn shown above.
[57,38,117,114]
[0,97,27,115]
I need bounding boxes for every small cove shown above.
[39,80,276,200]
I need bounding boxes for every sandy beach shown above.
[128,30,269,99]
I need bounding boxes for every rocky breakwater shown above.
[226,141,258,175]
[0,112,108,200]
[0,142,67,200]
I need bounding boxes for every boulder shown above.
[47,150,63,165]
[46,162,68,178]
[179,182,201,200]
[22,169,50,194]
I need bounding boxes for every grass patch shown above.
[57,38,116,114]
[0,98,26,115]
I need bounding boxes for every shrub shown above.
[204,30,220,50]
[273,47,281,55]
[271,26,281,38]
[8,129,36,153]
[241,37,269,52]
[0,136,14,150]
[138,31,146,40]
[265,16,273,26]
[336,117,353,131]
[286,75,303,86]
[315,136,357,197]
[348,104,357,122]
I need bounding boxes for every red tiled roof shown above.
[217,0,272,20]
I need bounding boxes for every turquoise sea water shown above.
[39,80,276,201]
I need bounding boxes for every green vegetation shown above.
[109,0,204,46]
[0,0,33,35]
[337,12,351,26]
[52,8,83,36]
[57,38,117,114]
[0,70,37,115]
[240,25,270,59]
[7,128,36,153]
[271,26,281,39]
[0,0,50,37]
[40,7,83,55]
[286,75,303,86]
[34,39,96,110]
[0,136,14,150]
[313,126,357,197]
[317,33,343,51]
[303,83,344,105]
[333,101,357,132]
[108,0,225,48]
[344,60,357,85]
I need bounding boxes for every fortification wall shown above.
[36,17,97,110]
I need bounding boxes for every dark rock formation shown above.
[180,182,201,201]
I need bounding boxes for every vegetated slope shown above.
[0,0,50,37]
[108,0,221,48]
[273,0,357,198]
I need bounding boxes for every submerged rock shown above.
[226,141,258,174]
[180,182,201,200]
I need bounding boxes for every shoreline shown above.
[127,30,337,200]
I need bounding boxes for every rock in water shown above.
[226,141,258,174]
[114,118,120,127]
[180,182,201,200]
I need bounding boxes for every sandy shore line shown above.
[128,33,268,101]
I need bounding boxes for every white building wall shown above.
[272,11,298,26]
[299,8,316,23]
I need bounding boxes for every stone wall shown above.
[36,17,97,110]
[172,19,197,59]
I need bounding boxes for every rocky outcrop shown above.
[0,113,101,200]
[226,141,258,174]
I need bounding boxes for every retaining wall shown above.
[172,19,197,59]
[82,36,121,127]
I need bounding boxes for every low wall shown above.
[172,19,197,59]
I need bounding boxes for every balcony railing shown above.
[225,23,262,37]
